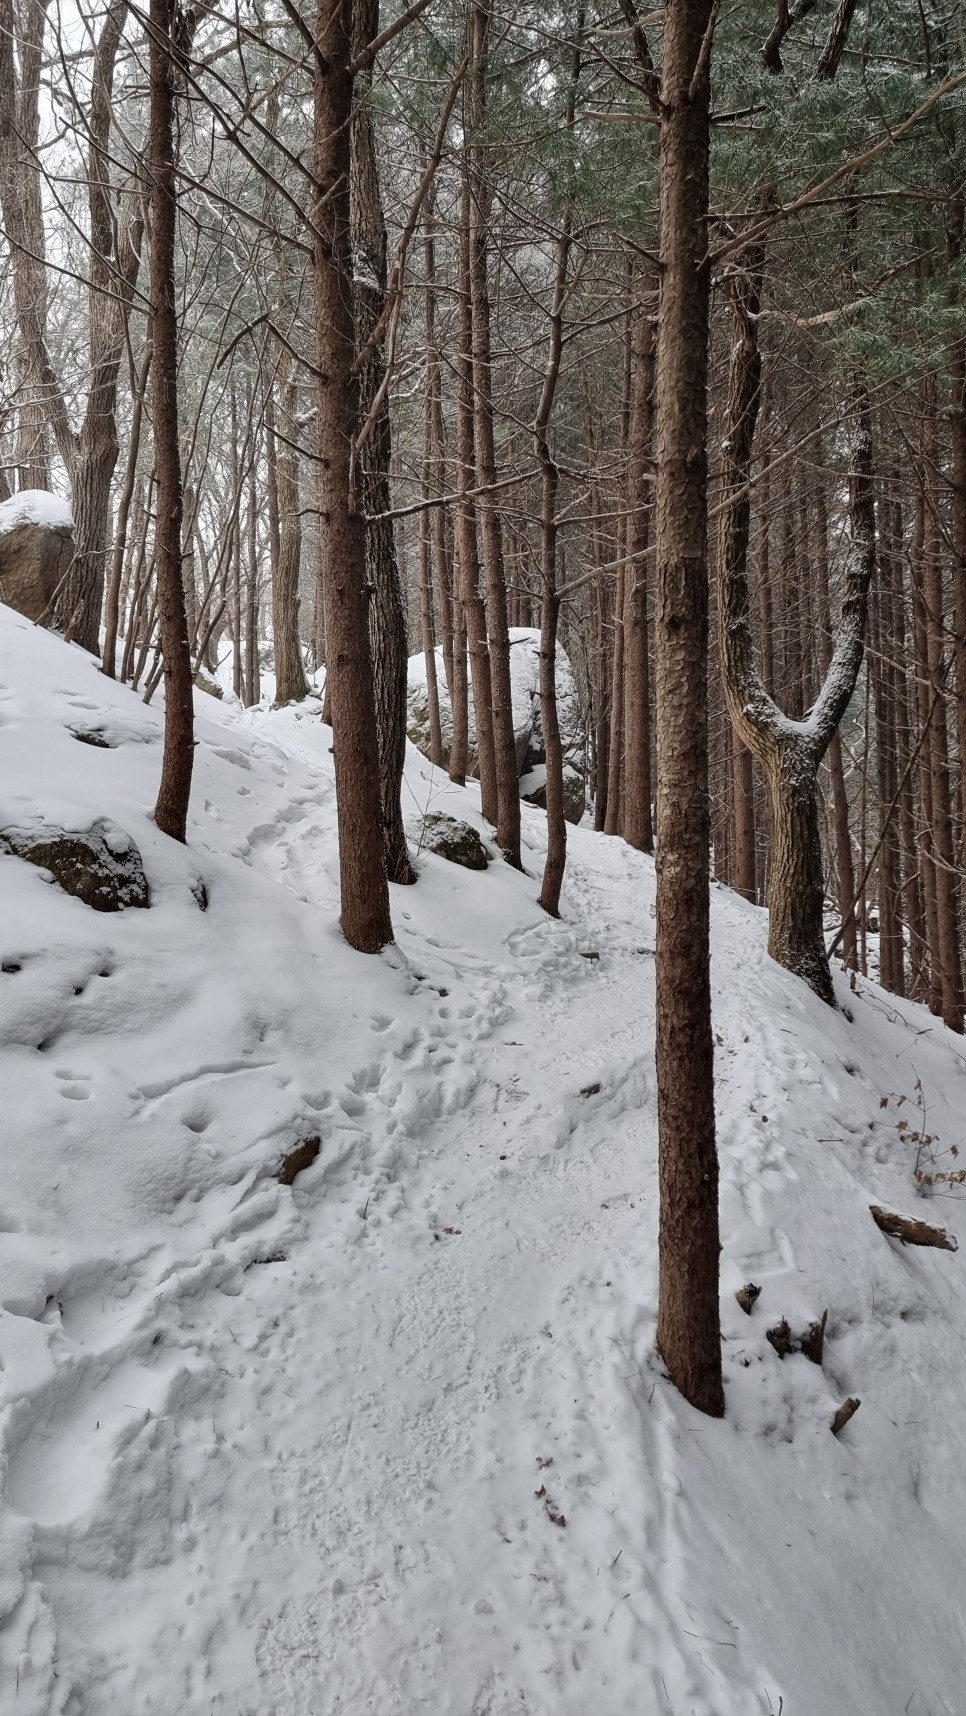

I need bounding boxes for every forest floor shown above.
[2,601,966,1715]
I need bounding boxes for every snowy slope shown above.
[2,601,966,1716]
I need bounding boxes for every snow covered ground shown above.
[2,600,966,1715]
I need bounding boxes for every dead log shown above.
[869,1205,957,1252]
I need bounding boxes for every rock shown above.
[0,817,150,910]
[407,628,587,821]
[0,490,74,625]
[193,670,224,700]
[414,814,491,871]
[519,763,587,827]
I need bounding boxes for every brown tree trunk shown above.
[815,479,858,968]
[245,460,260,706]
[593,576,611,831]
[533,10,582,915]
[312,0,392,951]
[455,166,497,820]
[417,432,445,767]
[920,383,964,1031]
[148,0,194,844]
[468,2,522,868]
[0,0,52,489]
[653,0,724,1420]
[603,558,625,836]
[351,0,414,884]
[103,343,151,676]
[732,738,757,901]
[273,365,311,705]
[422,185,455,707]
[0,0,144,651]
[716,262,874,1008]
[622,299,655,853]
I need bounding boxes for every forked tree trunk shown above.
[716,267,875,1009]
[148,0,194,843]
[312,0,392,952]
[653,0,724,1419]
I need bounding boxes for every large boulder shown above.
[0,490,74,625]
[0,818,150,910]
[413,814,492,871]
[407,628,587,823]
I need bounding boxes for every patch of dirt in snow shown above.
[2,604,966,1716]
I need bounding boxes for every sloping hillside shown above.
[1,603,965,1716]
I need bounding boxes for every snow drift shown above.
[1,601,966,1715]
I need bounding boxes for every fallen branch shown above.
[869,1205,957,1252]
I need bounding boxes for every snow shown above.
[0,490,73,535]
[2,599,966,1713]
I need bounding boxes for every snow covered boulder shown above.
[518,761,587,826]
[407,628,587,822]
[0,817,150,911]
[414,813,492,870]
[0,489,74,625]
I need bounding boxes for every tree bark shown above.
[467,4,522,868]
[653,0,724,1419]
[148,0,194,843]
[313,0,392,951]
[716,264,874,1007]
[273,363,311,705]
[350,0,414,884]
[920,381,964,1031]
[455,165,497,820]
[622,300,655,853]
[533,8,582,916]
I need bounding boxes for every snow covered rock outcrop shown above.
[0,818,150,911]
[407,627,587,823]
[0,489,74,625]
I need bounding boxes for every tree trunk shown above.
[103,343,151,676]
[350,0,414,884]
[467,2,522,868]
[593,576,611,831]
[455,166,497,819]
[312,0,392,951]
[148,0,194,843]
[533,10,582,916]
[920,381,964,1031]
[716,262,874,1009]
[273,365,311,705]
[653,0,724,1419]
[815,479,858,968]
[622,300,655,853]
[245,459,260,706]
